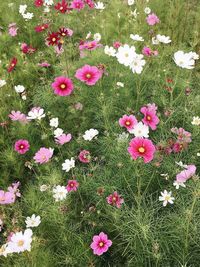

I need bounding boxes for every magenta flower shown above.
[0,190,15,205]
[55,133,72,145]
[146,13,160,26]
[90,232,112,256]
[33,147,54,164]
[119,114,138,131]
[140,105,159,130]
[75,65,102,86]
[142,47,152,57]
[66,180,79,192]
[176,165,196,183]
[79,40,101,51]
[9,111,28,124]
[78,150,91,163]
[14,140,30,154]
[51,76,74,96]
[128,137,156,163]
[106,191,124,208]
[71,0,85,10]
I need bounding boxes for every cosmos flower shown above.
[33,147,54,164]
[25,214,41,228]
[176,165,196,183]
[146,13,160,26]
[47,32,60,46]
[75,65,102,85]
[51,76,74,96]
[71,0,85,10]
[14,140,30,154]
[90,232,112,256]
[159,190,175,207]
[7,57,17,72]
[140,104,159,130]
[83,129,99,141]
[7,229,33,253]
[78,150,91,163]
[66,180,79,192]
[106,191,124,208]
[9,111,28,124]
[53,185,68,201]
[119,114,138,131]
[34,24,49,32]
[55,133,72,145]
[62,158,75,172]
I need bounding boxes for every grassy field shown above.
[0,0,200,266]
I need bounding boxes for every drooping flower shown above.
[106,191,124,208]
[33,147,54,164]
[14,140,30,154]
[128,137,156,163]
[7,229,33,253]
[159,190,175,207]
[7,57,17,72]
[51,76,74,96]
[78,150,91,163]
[66,180,79,192]
[9,111,28,124]
[140,104,159,130]
[55,133,72,145]
[119,114,138,131]
[90,232,112,256]
[75,65,102,86]
[146,13,160,26]
[176,165,196,183]
[34,24,49,32]
[83,129,99,141]
[53,185,68,201]
[25,214,41,228]
[38,61,51,67]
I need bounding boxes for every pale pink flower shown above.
[176,165,196,183]
[55,133,72,145]
[33,147,53,164]
[0,190,15,205]
[9,111,28,124]
[146,13,160,26]
[8,23,18,37]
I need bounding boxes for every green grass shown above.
[0,0,200,266]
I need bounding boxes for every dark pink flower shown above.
[78,150,91,163]
[140,104,159,130]
[71,0,85,10]
[14,139,30,154]
[75,65,102,86]
[119,114,138,131]
[66,180,79,192]
[90,232,112,256]
[113,41,121,49]
[128,137,156,163]
[106,191,124,208]
[79,40,101,51]
[51,76,74,96]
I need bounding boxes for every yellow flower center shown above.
[60,84,66,89]
[147,115,151,121]
[125,121,131,126]
[17,240,24,247]
[138,147,145,153]
[86,73,91,78]
[52,37,56,42]
[99,242,104,247]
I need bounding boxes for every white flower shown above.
[129,54,146,74]
[83,129,99,141]
[156,34,171,44]
[159,190,175,207]
[130,34,144,42]
[0,79,6,88]
[62,158,75,172]
[86,32,92,39]
[50,118,59,128]
[129,122,149,137]
[116,82,124,87]
[27,107,46,120]
[54,128,64,137]
[22,12,34,20]
[44,0,54,6]
[40,184,49,192]
[144,7,151,14]
[152,37,160,45]
[188,52,199,60]
[116,44,136,67]
[128,0,135,5]
[191,116,200,126]
[7,229,33,253]
[197,153,200,157]
[44,6,50,12]
[175,161,188,169]
[19,4,27,14]
[173,51,196,69]
[95,2,105,10]
[104,46,116,57]
[173,180,186,189]
[0,244,11,257]
[25,214,41,228]
[53,185,68,201]
[21,95,27,100]
[14,85,25,93]
[94,33,101,41]
[131,8,139,18]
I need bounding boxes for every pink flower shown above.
[51,76,74,96]
[38,62,51,67]
[128,137,156,163]
[79,40,101,51]
[8,23,18,37]
[78,150,91,163]
[106,191,124,208]
[90,232,112,256]
[113,41,121,49]
[176,165,196,183]
[9,111,28,124]
[33,147,54,164]
[171,127,192,143]
[85,0,94,8]
[7,182,21,198]
[14,140,30,154]
[119,114,138,131]
[75,65,102,86]
[66,180,79,192]
[0,190,15,205]
[142,47,152,57]
[140,105,159,130]
[146,13,160,26]
[55,133,72,145]
[71,0,85,10]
